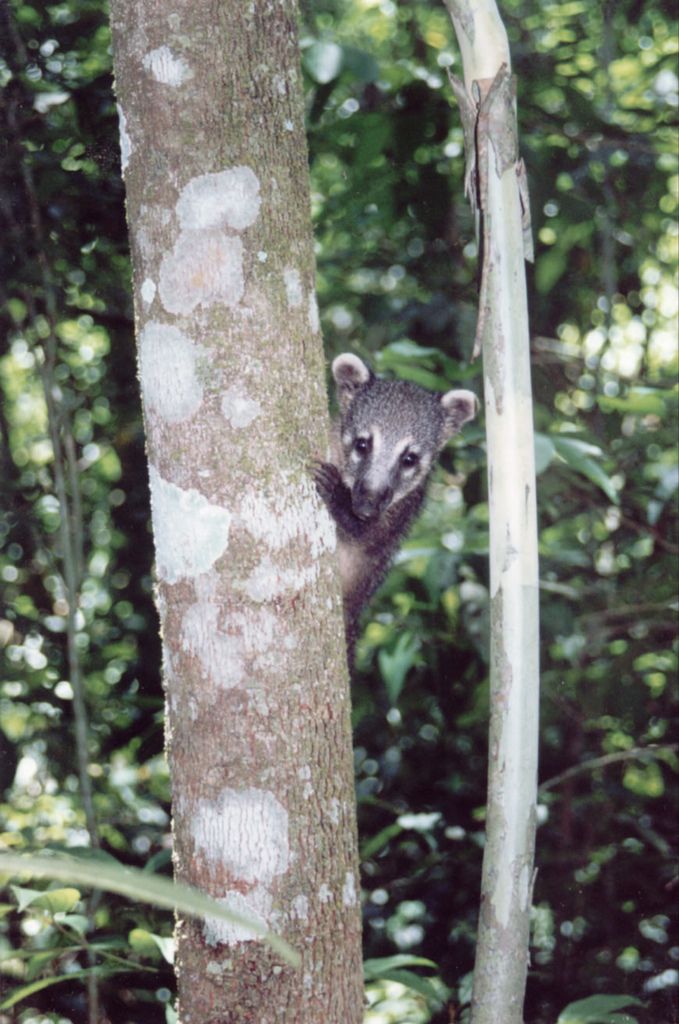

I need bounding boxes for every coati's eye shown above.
[400,451,420,469]
[353,437,371,455]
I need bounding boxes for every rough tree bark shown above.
[442,2,540,1023]
[109,3,363,1022]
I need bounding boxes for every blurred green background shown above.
[0,0,677,1021]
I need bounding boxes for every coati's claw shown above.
[312,460,342,499]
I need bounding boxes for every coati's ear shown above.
[332,353,374,413]
[439,389,479,441]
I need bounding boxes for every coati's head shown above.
[333,353,478,522]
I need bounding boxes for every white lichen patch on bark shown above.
[116,103,131,173]
[238,556,322,603]
[203,889,272,946]
[182,598,245,689]
[240,473,336,559]
[328,797,341,825]
[318,883,333,904]
[141,278,156,306]
[181,575,292,688]
[298,765,313,800]
[205,959,239,979]
[158,167,261,315]
[283,267,303,308]
[216,468,329,634]
[291,894,309,921]
[232,471,336,616]
[139,321,203,422]
[342,871,357,907]
[148,467,232,583]
[308,291,320,333]
[136,203,172,263]
[142,45,192,87]
[159,229,244,315]
[177,168,261,232]
[192,787,289,883]
[221,387,262,429]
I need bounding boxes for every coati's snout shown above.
[351,478,394,521]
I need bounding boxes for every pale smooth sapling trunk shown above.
[442,2,540,1022]
[109,2,363,1021]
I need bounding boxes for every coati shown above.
[314,353,478,662]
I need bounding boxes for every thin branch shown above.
[539,744,678,794]
[577,601,678,624]
[40,347,101,1024]
[6,15,100,1021]
[554,476,679,556]
[8,37,98,856]
[64,430,85,588]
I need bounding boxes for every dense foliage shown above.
[1,1,677,1022]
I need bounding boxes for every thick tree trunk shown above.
[109,3,363,1022]
[443,2,540,1023]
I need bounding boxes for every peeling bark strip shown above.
[442,3,540,1024]
[109,2,363,1021]
[447,64,533,360]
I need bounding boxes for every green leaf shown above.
[380,340,441,360]
[391,366,449,391]
[535,220,595,293]
[364,954,438,977]
[598,387,671,418]
[378,632,420,705]
[10,886,42,912]
[36,889,82,913]
[553,437,604,459]
[0,944,73,964]
[372,967,444,1008]
[534,432,556,474]
[354,115,392,168]
[144,848,173,873]
[0,851,299,967]
[535,247,568,293]
[10,885,81,914]
[129,927,175,964]
[359,822,402,860]
[341,44,379,84]
[57,913,90,936]
[552,436,620,504]
[26,949,65,982]
[557,993,644,1023]
[302,41,344,84]
[0,966,121,1011]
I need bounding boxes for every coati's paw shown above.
[312,461,367,536]
[311,460,343,502]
